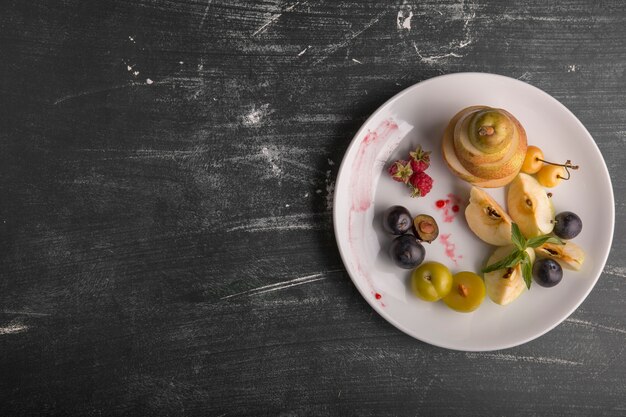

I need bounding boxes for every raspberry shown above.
[410,159,429,173]
[409,171,433,197]
[408,145,431,172]
[387,160,413,184]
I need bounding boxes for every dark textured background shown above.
[1,0,625,415]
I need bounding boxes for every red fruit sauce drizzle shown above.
[371,291,385,307]
[439,233,462,265]
[434,193,463,223]
[347,119,399,301]
[350,119,399,213]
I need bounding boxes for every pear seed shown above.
[486,206,501,219]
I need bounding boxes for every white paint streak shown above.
[252,2,300,37]
[458,2,476,48]
[413,42,463,63]
[298,46,311,56]
[325,170,335,212]
[413,0,476,65]
[261,146,284,178]
[567,64,579,72]
[198,0,213,30]
[604,264,626,278]
[313,11,388,65]
[226,213,328,233]
[76,149,201,162]
[221,269,343,300]
[222,143,323,184]
[0,323,29,335]
[146,78,154,85]
[397,11,413,30]
[566,318,626,336]
[2,310,50,317]
[466,352,582,366]
[54,83,139,105]
[352,58,363,64]
[243,103,271,126]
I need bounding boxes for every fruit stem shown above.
[478,126,495,136]
[458,284,469,297]
[537,158,579,181]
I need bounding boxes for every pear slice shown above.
[534,241,585,271]
[442,106,526,187]
[453,108,513,165]
[442,106,489,184]
[455,112,526,180]
[507,173,555,238]
[465,187,513,246]
[484,246,535,305]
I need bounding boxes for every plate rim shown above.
[332,71,616,351]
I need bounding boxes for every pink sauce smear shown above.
[370,291,385,307]
[434,193,464,223]
[350,119,398,213]
[439,233,462,265]
[346,119,400,300]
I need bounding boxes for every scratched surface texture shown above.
[1,0,625,415]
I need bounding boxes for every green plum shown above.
[411,262,453,302]
[443,271,486,312]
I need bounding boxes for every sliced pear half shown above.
[535,241,585,271]
[484,246,535,306]
[465,187,513,246]
[507,173,555,238]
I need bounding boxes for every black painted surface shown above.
[1,1,625,415]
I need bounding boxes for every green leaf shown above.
[482,250,523,273]
[510,223,526,251]
[521,258,532,289]
[527,235,564,248]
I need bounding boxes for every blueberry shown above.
[532,258,563,287]
[382,205,413,235]
[553,211,582,240]
[389,234,425,269]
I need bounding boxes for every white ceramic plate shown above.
[333,72,614,351]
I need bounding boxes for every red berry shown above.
[409,171,433,198]
[410,159,429,173]
[387,160,413,184]
[408,145,431,172]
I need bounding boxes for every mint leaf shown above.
[527,235,564,248]
[482,250,523,273]
[521,257,532,289]
[511,223,526,251]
